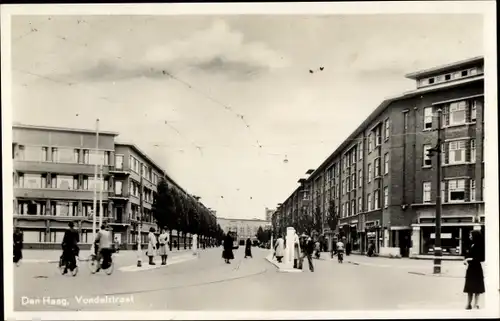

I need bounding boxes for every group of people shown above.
[272,232,318,272]
[221,233,254,264]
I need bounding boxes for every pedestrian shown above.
[274,235,285,263]
[147,227,157,265]
[298,233,308,269]
[367,241,375,257]
[293,231,301,268]
[301,236,315,272]
[13,227,23,266]
[463,229,485,310]
[61,222,80,274]
[158,228,169,265]
[114,235,121,253]
[346,241,352,256]
[244,238,253,258]
[222,232,234,264]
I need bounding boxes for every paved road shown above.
[13,247,481,311]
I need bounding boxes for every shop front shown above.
[417,224,482,256]
[364,221,382,254]
[349,220,360,252]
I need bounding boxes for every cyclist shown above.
[94,224,113,271]
[336,237,345,263]
[61,222,80,274]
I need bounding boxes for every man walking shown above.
[61,222,80,274]
[300,236,315,272]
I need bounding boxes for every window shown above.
[56,175,75,190]
[384,119,390,141]
[448,179,465,202]
[424,107,433,129]
[383,187,389,208]
[19,173,43,189]
[449,101,467,125]
[441,181,446,201]
[54,201,77,216]
[351,199,356,215]
[89,151,105,165]
[471,100,478,121]
[470,180,476,202]
[341,179,345,195]
[73,176,79,189]
[83,150,89,164]
[104,151,110,166]
[444,74,451,81]
[42,147,48,161]
[346,202,350,216]
[423,144,432,167]
[352,173,356,189]
[359,142,363,160]
[449,141,466,164]
[470,139,476,163]
[374,190,380,209]
[368,134,373,152]
[367,193,372,211]
[358,197,362,213]
[383,153,389,174]
[423,182,431,203]
[469,68,478,76]
[358,169,363,187]
[404,112,408,130]
[342,203,345,217]
[115,155,124,170]
[374,158,380,177]
[115,181,123,195]
[461,70,468,77]
[375,127,382,146]
[368,164,372,182]
[428,77,435,84]
[346,177,350,191]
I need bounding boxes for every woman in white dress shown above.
[147,227,157,265]
[274,235,285,263]
[158,228,169,265]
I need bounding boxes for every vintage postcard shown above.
[1,2,498,320]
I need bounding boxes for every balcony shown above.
[14,160,110,176]
[15,187,109,201]
[108,166,130,176]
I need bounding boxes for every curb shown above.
[407,271,464,278]
[119,254,198,272]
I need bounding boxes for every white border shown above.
[2,2,498,320]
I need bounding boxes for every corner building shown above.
[13,124,198,249]
[278,56,485,258]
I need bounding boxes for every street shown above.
[13,247,474,311]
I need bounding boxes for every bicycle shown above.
[88,250,114,275]
[59,252,78,276]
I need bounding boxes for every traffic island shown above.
[265,254,302,273]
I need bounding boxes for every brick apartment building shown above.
[12,123,204,249]
[275,56,485,258]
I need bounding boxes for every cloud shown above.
[54,19,289,83]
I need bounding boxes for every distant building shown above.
[265,207,275,221]
[217,217,271,243]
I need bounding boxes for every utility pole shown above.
[428,108,443,274]
[136,165,144,267]
[92,119,99,247]
[99,164,104,228]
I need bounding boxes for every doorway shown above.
[399,230,412,257]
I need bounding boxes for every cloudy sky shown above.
[10,14,483,220]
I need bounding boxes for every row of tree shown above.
[271,199,339,238]
[152,178,225,250]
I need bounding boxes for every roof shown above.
[12,123,119,136]
[405,56,484,80]
[306,74,483,181]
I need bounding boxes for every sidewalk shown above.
[20,247,199,264]
[320,252,467,278]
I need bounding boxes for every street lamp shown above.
[426,108,443,274]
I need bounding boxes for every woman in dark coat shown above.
[222,232,234,264]
[244,238,253,258]
[463,229,485,309]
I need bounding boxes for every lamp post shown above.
[427,108,443,274]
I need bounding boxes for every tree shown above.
[326,199,338,233]
[313,206,322,235]
[256,226,271,244]
[297,210,313,235]
[152,179,176,250]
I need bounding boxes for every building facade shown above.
[265,207,276,222]
[276,56,485,258]
[12,124,203,249]
[217,217,271,244]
